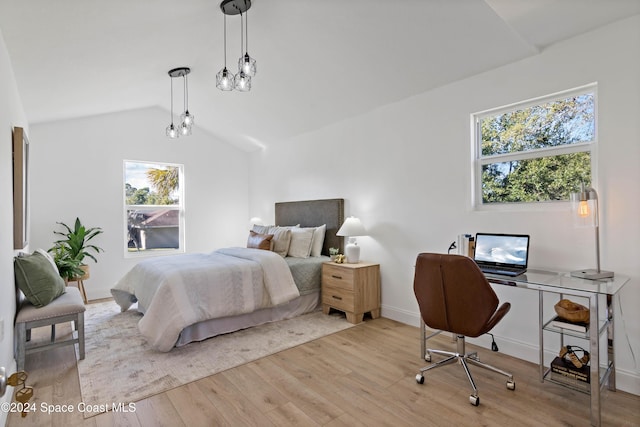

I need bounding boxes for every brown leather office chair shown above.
[413,253,515,406]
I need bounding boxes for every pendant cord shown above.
[169,77,174,124]
[223,14,228,67]
[183,74,188,111]
[245,5,249,53]
[240,11,244,57]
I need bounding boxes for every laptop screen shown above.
[474,233,530,268]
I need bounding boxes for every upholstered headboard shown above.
[275,198,344,256]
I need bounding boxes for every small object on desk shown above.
[550,315,589,333]
[554,298,589,323]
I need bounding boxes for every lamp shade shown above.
[569,183,613,280]
[570,186,598,228]
[337,217,366,237]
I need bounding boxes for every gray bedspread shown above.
[286,255,330,295]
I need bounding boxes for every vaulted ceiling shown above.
[1,0,638,151]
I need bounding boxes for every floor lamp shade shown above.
[337,217,367,263]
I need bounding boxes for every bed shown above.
[111,198,344,352]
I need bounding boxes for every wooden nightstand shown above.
[322,261,381,324]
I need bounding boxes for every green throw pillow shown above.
[14,252,66,308]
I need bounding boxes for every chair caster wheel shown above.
[469,395,479,406]
[507,380,515,390]
[424,353,431,362]
[416,374,424,384]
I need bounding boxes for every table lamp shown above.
[336,217,367,263]
[570,183,614,280]
[249,217,263,227]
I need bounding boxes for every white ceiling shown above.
[1,0,639,151]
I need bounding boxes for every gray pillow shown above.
[14,252,66,308]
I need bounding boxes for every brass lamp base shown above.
[571,269,614,280]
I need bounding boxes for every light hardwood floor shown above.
[6,314,640,427]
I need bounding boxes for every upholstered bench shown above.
[15,286,86,371]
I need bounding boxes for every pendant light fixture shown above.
[238,4,256,77]
[216,12,235,91]
[217,0,256,92]
[166,67,193,139]
[166,71,179,139]
[180,71,194,135]
[234,9,251,92]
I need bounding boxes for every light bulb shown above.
[181,111,194,127]
[238,53,257,77]
[234,71,251,92]
[179,122,192,136]
[216,67,235,91]
[166,123,179,139]
[578,200,590,217]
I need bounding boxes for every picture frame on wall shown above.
[13,126,29,249]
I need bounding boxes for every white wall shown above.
[249,16,640,394]
[0,28,28,427]
[28,107,250,301]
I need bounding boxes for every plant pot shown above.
[70,264,90,282]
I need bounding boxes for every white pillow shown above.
[287,228,315,258]
[252,224,273,235]
[267,226,292,257]
[35,248,59,274]
[303,224,326,257]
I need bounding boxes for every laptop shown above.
[473,233,530,277]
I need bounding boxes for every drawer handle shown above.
[331,275,343,280]
[332,295,343,300]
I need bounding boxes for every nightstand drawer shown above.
[322,285,354,311]
[322,265,355,290]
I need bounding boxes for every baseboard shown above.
[380,305,420,328]
[381,304,640,396]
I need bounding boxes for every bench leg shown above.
[15,322,27,371]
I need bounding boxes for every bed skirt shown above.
[174,291,320,347]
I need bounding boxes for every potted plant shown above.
[48,217,104,281]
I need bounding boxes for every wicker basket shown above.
[554,299,590,323]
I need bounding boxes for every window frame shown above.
[471,84,597,211]
[123,160,185,258]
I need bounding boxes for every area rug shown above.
[77,300,354,415]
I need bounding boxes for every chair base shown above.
[416,335,515,406]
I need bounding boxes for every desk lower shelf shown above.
[544,362,613,394]
[542,318,608,339]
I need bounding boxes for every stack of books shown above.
[550,356,590,383]
[549,316,589,333]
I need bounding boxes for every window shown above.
[123,160,184,256]
[473,85,595,207]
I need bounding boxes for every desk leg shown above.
[607,294,616,391]
[539,290,545,382]
[589,294,600,427]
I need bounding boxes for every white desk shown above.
[420,269,630,426]
[488,270,629,427]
